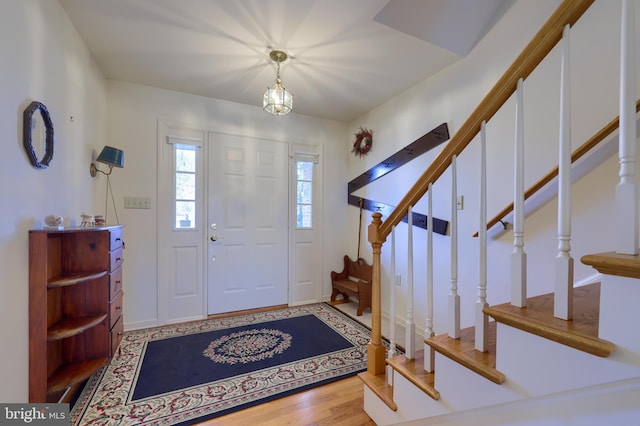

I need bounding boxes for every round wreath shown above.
[352,127,373,157]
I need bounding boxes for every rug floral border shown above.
[71,303,372,425]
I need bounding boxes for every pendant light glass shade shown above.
[263,50,293,116]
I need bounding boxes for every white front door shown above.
[207,133,289,314]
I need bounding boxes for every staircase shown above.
[358,0,640,424]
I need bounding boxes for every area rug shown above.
[70,303,372,425]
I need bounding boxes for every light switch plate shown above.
[124,196,151,209]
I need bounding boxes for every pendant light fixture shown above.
[263,50,293,116]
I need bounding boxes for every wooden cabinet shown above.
[28,226,124,403]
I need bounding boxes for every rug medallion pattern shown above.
[202,328,292,365]
[70,303,371,425]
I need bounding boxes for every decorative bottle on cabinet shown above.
[28,226,124,403]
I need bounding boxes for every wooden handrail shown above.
[473,98,640,237]
[376,0,595,241]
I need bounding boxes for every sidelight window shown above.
[175,144,197,229]
[296,161,314,228]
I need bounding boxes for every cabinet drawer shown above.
[110,290,123,329]
[110,315,124,357]
[110,247,124,272]
[109,267,123,301]
[110,228,124,250]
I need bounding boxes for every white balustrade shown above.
[406,206,416,359]
[387,226,397,385]
[475,121,489,352]
[511,78,527,307]
[555,24,574,320]
[425,183,435,372]
[616,0,638,255]
[449,156,461,339]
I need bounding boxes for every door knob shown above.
[210,235,217,242]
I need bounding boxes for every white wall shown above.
[0,0,350,402]
[348,0,640,335]
[0,0,108,402]
[105,81,349,330]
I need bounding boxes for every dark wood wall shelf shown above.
[47,271,108,288]
[29,226,125,403]
[47,357,109,395]
[47,315,109,341]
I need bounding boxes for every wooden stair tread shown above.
[426,321,505,384]
[581,251,640,279]
[358,371,397,411]
[386,351,439,400]
[484,282,614,357]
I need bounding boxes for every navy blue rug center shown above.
[131,314,353,401]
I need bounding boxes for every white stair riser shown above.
[496,323,640,396]
[434,354,520,411]
[599,275,640,353]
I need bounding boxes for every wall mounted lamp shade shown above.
[263,50,293,116]
[90,146,124,177]
[89,146,125,225]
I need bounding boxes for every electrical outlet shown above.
[124,196,151,209]
[457,195,464,210]
[395,274,401,287]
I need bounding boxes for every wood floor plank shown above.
[197,376,374,426]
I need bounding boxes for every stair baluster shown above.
[387,226,397,385]
[555,24,575,320]
[616,0,638,255]
[511,78,527,307]
[475,121,489,352]
[449,156,461,339]
[406,206,416,358]
[425,183,436,372]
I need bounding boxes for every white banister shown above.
[475,121,489,352]
[449,155,461,339]
[387,226,397,385]
[406,206,416,359]
[425,183,435,372]
[555,24,574,320]
[511,78,527,307]
[616,0,638,255]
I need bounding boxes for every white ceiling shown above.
[58,0,513,122]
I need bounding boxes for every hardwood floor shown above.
[196,375,375,426]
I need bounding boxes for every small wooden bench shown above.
[330,255,372,316]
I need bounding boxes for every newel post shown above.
[368,212,387,375]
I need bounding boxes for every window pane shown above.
[297,161,313,181]
[176,146,196,172]
[176,201,195,228]
[296,160,314,229]
[297,205,312,228]
[176,172,195,200]
[297,181,312,204]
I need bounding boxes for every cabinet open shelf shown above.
[47,271,108,288]
[46,357,109,394]
[47,315,108,341]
